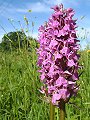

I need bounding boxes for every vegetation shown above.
[0,37,90,119]
[0,31,35,51]
[0,11,90,120]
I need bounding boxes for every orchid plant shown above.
[37,4,80,120]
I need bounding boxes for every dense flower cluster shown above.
[37,4,80,105]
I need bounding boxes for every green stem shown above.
[50,101,55,120]
[59,100,65,120]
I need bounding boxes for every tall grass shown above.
[0,39,90,120]
[0,39,49,120]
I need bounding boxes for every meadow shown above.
[0,39,90,120]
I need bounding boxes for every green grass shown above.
[0,41,90,120]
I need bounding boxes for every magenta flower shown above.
[37,4,80,105]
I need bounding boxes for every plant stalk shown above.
[50,101,55,120]
[59,100,65,120]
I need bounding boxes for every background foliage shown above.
[0,31,38,51]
